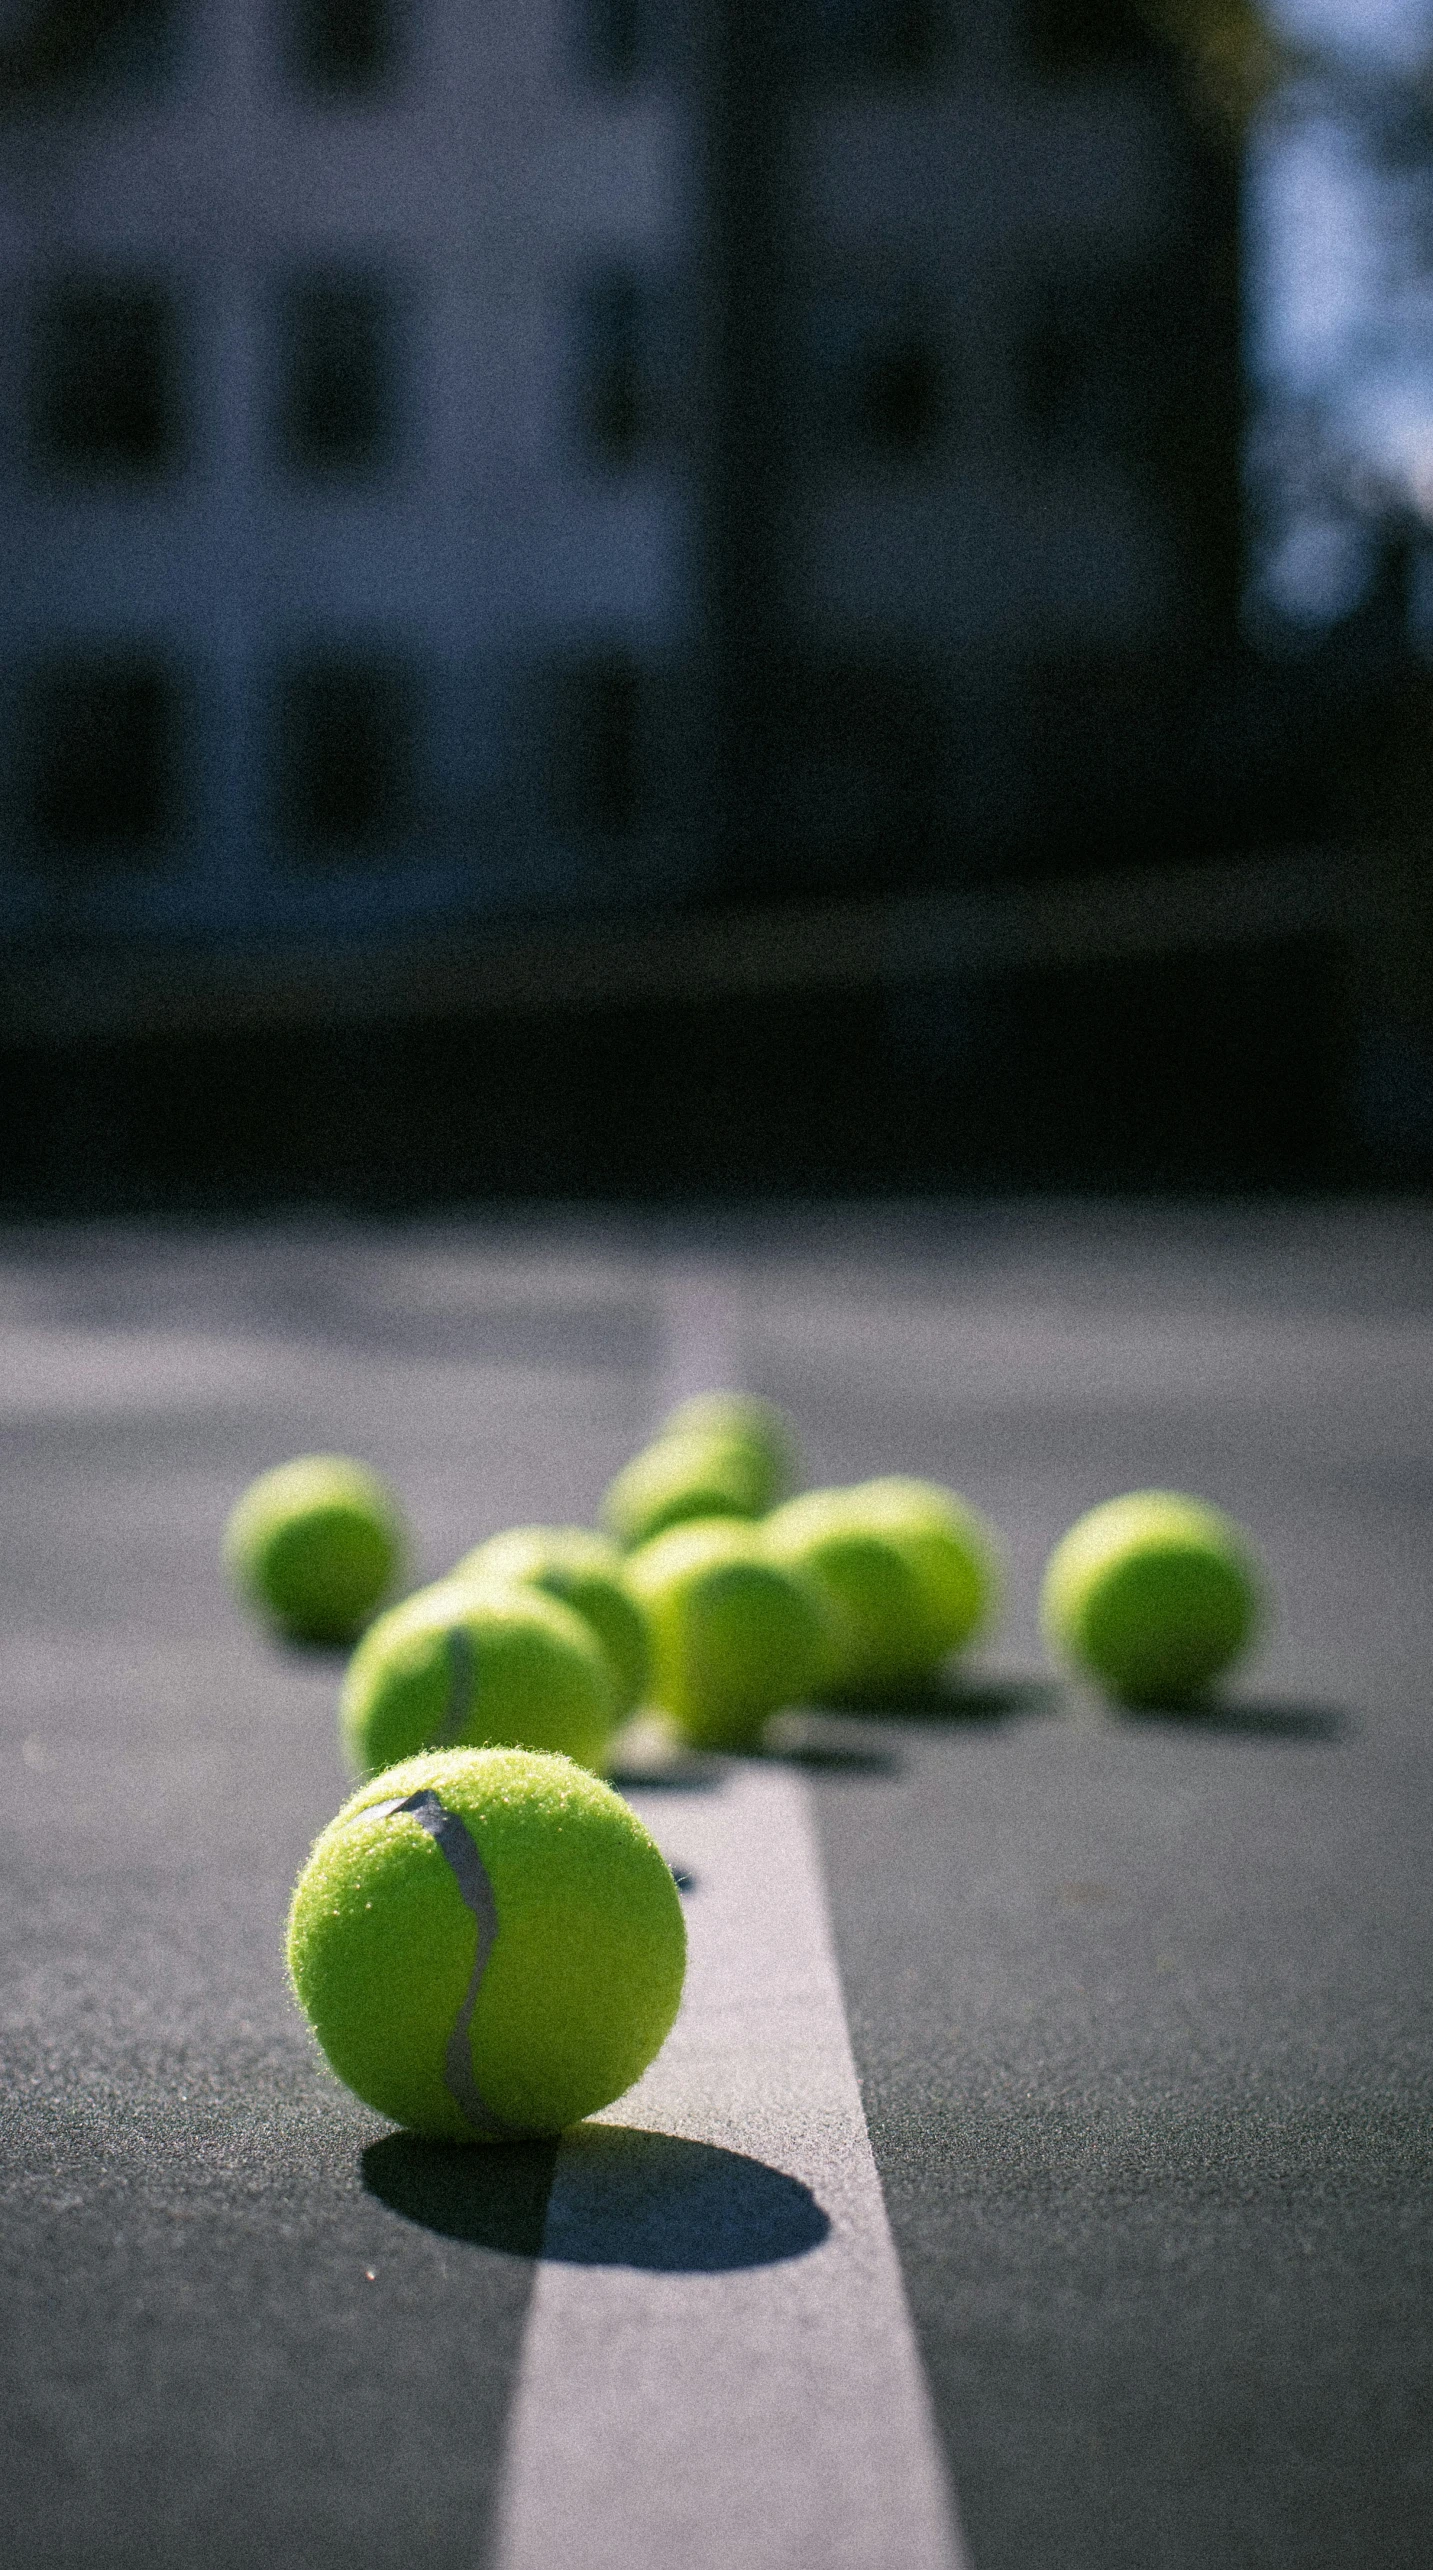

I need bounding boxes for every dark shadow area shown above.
[812,1674,1061,1727]
[774,1732,903,1775]
[943,1676,1064,1721]
[363,2133,560,2256]
[0,930,1385,1216]
[275,1633,357,1667]
[764,1708,903,1771]
[1122,1695,1350,1742]
[606,1745,726,1791]
[364,2125,830,2272]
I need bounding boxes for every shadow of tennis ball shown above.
[362,2126,830,2272]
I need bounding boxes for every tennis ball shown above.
[659,1392,798,1492]
[602,1428,773,1550]
[287,1745,686,2140]
[1041,1490,1263,1706]
[847,1476,1001,1656]
[452,1525,650,1717]
[340,1580,616,1780]
[626,1517,831,1751]
[764,1487,946,1695]
[224,1454,407,1645]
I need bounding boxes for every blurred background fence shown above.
[1,0,1431,1202]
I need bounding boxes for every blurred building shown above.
[706,0,1243,896]
[0,0,705,953]
[0,0,1242,962]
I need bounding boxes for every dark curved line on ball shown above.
[437,1622,476,1748]
[360,1786,518,2140]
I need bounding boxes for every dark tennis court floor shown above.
[1,1200,1429,2570]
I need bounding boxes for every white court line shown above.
[494,1762,968,2570]
[652,1264,748,1419]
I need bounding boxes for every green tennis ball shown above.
[340,1580,616,1780]
[1041,1490,1263,1707]
[658,1392,798,1493]
[224,1454,407,1645]
[452,1525,650,1717]
[763,1487,944,1695]
[602,1428,774,1550]
[287,1745,686,2140]
[625,1517,831,1751]
[847,1476,1001,1656]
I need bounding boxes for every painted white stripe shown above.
[654,1264,748,1419]
[494,1762,968,2570]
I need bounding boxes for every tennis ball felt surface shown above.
[224,1454,407,1645]
[1041,1490,1262,1706]
[603,1428,775,1550]
[453,1525,650,1717]
[847,1476,1000,1656]
[658,1392,798,1493]
[287,1746,686,2140]
[341,1580,616,1780]
[764,1487,946,1695]
[626,1518,830,1751]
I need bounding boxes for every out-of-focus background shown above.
[1,0,1431,1205]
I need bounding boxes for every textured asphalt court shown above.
[0,1203,1429,2569]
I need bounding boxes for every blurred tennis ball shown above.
[602,1428,774,1550]
[845,1475,1001,1657]
[224,1454,407,1646]
[626,1517,831,1751]
[1041,1490,1263,1706]
[340,1579,615,1779]
[657,1392,798,1491]
[287,1745,686,2140]
[452,1524,650,1717]
[763,1488,941,1695]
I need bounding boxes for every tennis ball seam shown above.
[291,1747,688,2139]
[353,1786,520,2140]
[342,1586,614,1781]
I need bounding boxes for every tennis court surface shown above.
[2,1200,1429,2570]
